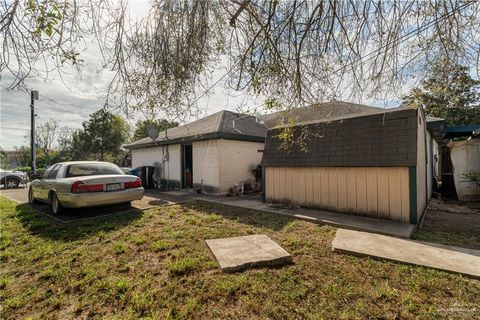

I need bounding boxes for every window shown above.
[65,163,124,178]
[41,166,53,179]
[47,164,61,180]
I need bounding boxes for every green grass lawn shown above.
[1,196,479,319]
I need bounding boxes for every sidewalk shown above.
[332,229,480,279]
[157,190,416,238]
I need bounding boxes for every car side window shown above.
[46,165,60,180]
[42,168,53,179]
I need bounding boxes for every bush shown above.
[13,166,32,172]
[462,171,480,189]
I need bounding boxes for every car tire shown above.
[2,177,20,189]
[51,193,64,215]
[28,187,39,205]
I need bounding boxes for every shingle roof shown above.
[260,100,385,128]
[126,100,397,149]
[125,110,266,149]
[262,108,419,168]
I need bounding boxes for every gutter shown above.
[125,132,265,150]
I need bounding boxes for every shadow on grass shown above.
[181,200,294,231]
[413,229,480,251]
[14,203,143,242]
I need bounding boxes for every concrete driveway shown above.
[0,188,185,223]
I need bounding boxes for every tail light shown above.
[71,181,104,193]
[124,177,142,189]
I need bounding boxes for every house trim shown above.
[408,166,418,224]
[126,133,265,150]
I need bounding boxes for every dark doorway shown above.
[182,144,193,188]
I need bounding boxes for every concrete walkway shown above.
[191,195,416,238]
[332,229,480,279]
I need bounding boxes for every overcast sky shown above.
[0,0,404,151]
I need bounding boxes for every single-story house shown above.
[125,110,266,193]
[262,107,442,224]
[126,101,385,193]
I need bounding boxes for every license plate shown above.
[106,183,121,191]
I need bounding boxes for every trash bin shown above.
[130,166,155,189]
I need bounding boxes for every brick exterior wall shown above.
[192,140,220,191]
[131,144,181,185]
[218,139,264,193]
[131,139,264,193]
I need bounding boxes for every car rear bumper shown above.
[58,188,144,208]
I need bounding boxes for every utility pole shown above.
[30,90,39,172]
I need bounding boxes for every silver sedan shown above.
[28,161,144,214]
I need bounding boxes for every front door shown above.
[182,144,193,188]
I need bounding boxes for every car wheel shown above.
[3,177,20,189]
[51,193,64,215]
[28,187,39,205]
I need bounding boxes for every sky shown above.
[0,0,404,151]
[0,0,270,150]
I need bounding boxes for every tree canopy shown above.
[132,119,179,142]
[402,59,480,125]
[69,109,130,162]
[0,147,7,168]
[2,0,480,116]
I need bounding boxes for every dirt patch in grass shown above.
[422,208,480,232]
[417,205,480,250]
[1,197,479,319]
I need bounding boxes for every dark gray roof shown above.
[260,100,385,128]
[262,108,419,167]
[126,110,266,149]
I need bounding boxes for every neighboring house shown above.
[125,110,266,193]
[262,107,443,224]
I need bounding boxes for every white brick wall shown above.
[131,144,181,182]
[131,146,163,168]
[131,139,264,193]
[165,144,181,182]
[218,139,264,193]
[192,140,220,190]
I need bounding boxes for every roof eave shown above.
[125,132,265,149]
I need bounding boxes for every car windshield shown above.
[65,163,124,178]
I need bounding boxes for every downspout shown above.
[423,111,429,221]
[166,144,169,189]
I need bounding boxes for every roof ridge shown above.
[217,110,228,133]
[269,106,415,129]
[125,109,267,149]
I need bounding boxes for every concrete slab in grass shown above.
[206,234,292,272]
[332,229,480,279]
